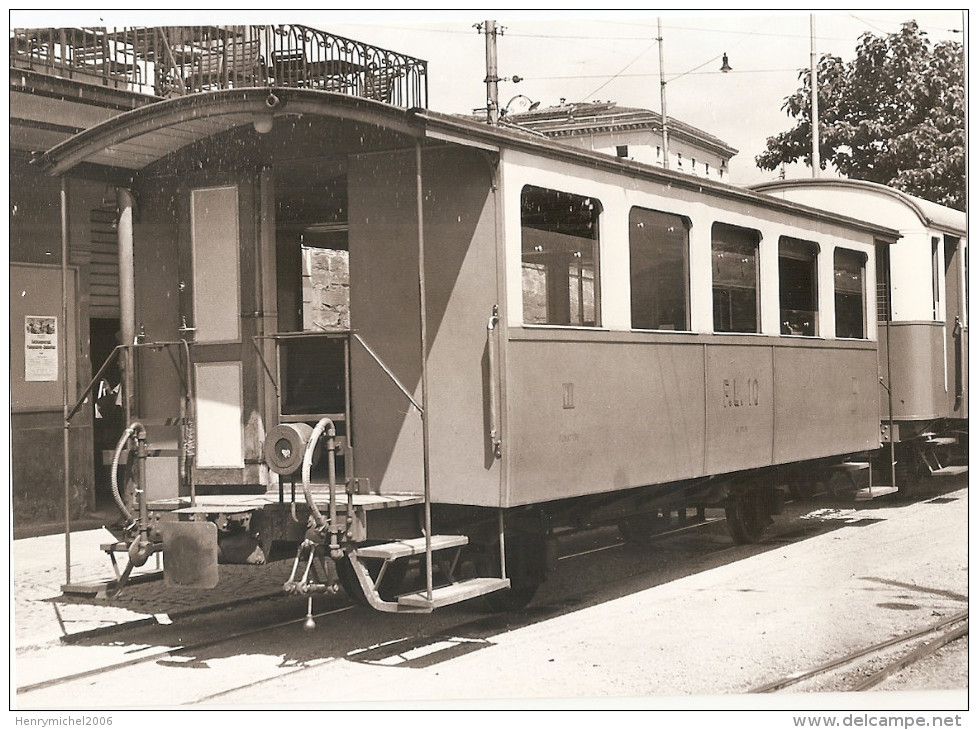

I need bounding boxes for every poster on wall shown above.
[24,315,58,382]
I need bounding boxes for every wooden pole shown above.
[484,20,499,125]
[810,14,820,177]
[658,18,670,170]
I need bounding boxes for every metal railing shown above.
[11,25,428,108]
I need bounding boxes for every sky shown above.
[11,9,967,186]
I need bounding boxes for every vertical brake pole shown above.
[60,176,71,585]
[415,141,433,602]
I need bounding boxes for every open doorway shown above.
[90,316,122,509]
[273,157,352,479]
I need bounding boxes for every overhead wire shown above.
[330,14,962,99]
[578,41,658,101]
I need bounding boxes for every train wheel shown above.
[894,457,921,500]
[724,490,770,544]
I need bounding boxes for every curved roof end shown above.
[752,178,965,237]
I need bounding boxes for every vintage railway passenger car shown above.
[755,180,968,489]
[41,88,899,612]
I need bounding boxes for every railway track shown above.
[749,610,968,694]
[18,499,947,703]
[16,603,357,696]
[16,514,730,700]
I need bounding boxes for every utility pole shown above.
[481,20,501,125]
[810,14,820,177]
[658,17,670,170]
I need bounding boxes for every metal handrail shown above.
[67,344,123,423]
[68,339,195,423]
[486,305,502,459]
[351,333,422,413]
[11,25,428,107]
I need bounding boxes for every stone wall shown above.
[303,247,350,330]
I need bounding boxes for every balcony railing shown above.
[10,25,428,109]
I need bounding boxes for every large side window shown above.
[834,248,867,339]
[778,236,818,336]
[629,207,689,331]
[712,223,760,333]
[521,186,601,327]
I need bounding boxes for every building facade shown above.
[502,101,737,179]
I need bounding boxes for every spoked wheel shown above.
[724,489,771,544]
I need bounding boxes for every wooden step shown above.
[931,465,968,476]
[397,577,511,610]
[854,486,900,501]
[832,461,870,471]
[354,534,468,561]
[62,570,164,597]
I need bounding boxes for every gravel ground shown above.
[873,636,969,693]
[13,479,967,711]
[197,483,968,707]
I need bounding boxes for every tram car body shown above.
[754,180,968,485]
[42,89,899,611]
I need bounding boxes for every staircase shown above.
[856,434,968,502]
[840,460,900,502]
[346,535,510,613]
[916,434,968,477]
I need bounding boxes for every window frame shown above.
[628,206,691,332]
[833,247,868,339]
[520,184,602,328]
[711,222,761,334]
[777,236,819,337]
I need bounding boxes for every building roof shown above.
[502,101,738,158]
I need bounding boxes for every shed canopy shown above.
[37,87,422,178]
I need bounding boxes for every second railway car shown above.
[755,180,968,493]
[42,88,901,612]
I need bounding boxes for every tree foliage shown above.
[756,21,965,210]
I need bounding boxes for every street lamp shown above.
[502,94,541,116]
[657,17,732,171]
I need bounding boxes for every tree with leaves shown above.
[756,21,965,210]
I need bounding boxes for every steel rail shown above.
[749,609,969,693]
[850,621,968,692]
[17,604,354,696]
